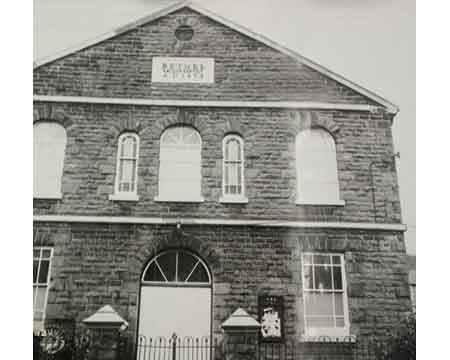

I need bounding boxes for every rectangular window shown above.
[33,247,53,328]
[301,253,349,337]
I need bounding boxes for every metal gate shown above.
[137,334,219,360]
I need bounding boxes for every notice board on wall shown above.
[258,295,284,342]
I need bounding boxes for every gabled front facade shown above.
[33,1,410,356]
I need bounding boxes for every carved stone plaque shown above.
[151,57,215,83]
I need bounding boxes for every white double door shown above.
[138,286,211,340]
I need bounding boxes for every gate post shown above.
[82,305,129,360]
[172,333,177,360]
[221,308,261,360]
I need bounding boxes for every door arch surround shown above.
[137,249,213,341]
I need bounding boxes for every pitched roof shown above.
[33,0,398,113]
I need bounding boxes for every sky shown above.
[34,0,416,254]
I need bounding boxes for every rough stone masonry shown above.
[33,4,411,355]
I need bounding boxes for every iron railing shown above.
[136,334,381,360]
[137,335,220,360]
[34,329,402,360]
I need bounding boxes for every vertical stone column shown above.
[221,308,261,360]
[82,305,129,360]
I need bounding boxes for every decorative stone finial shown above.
[221,308,261,333]
[82,305,128,330]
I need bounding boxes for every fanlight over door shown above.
[139,250,212,341]
[142,250,211,285]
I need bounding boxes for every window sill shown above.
[219,195,249,204]
[296,199,346,206]
[154,195,205,203]
[34,193,62,200]
[109,193,140,202]
[300,333,355,343]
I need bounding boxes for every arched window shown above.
[110,132,140,201]
[33,122,67,199]
[156,126,203,202]
[296,128,343,205]
[220,134,248,203]
[142,250,211,285]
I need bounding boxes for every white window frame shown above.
[295,129,345,206]
[33,122,67,199]
[301,252,350,338]
[109,132,140,201]
[220,134,248,203]
[141,249,211,287]
[154,126,204,203]
[33,247,53,331]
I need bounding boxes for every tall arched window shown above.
[296,128,343,205]
[155,126,203,202]
[33,122,67,199]
[110,132,140,201]
[220,134,248,203]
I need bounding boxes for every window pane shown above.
[120,160,134,182]
[237,165,242,187]
[333,267,343,290]
[296,129,339,202]
[306,316,334,328]
[34,249,40,258]
[305,293,333,316]
[159,127,202,199]
[303,265,314,289]
[42,249,52,258]
[182,127,200,144]
[313,254,331,265]
[229,164,238,186]
[187,263,209,283]
[299,181,340,203]
[314,265,332,290]
[335,317,345,327]
[122,136,136,158]
[228,140,240,161]
[33,260,39,283]
[332,256,341,265]
[178,252,198,282]
[157,253,177,282]
[143,262,166,282]
[224,165,229,190]
[38,261,50,284]
[34,310,45,321]
[33,123,66,197]
[334,293,344,316]
[33,287,47,311]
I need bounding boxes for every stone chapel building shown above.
[33,0,411,354]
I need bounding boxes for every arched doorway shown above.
[138,250,212,339]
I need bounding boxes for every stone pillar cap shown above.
[82,305,128,329]
[221,308,261,332]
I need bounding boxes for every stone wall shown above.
[34,8,379,105]
[33,102,401,224]
[33,4,409,353]
[34,223,411,341]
